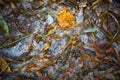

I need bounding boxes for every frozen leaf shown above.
[50,38,67,56]
[22,0,32,9]
[56,9,75,29]
[82,27,99,33]
[46,15,54,25]
[76,8,84,23]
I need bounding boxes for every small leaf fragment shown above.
[0,13,9,35]
[42,42,50,51]
[38,1,43,8]
[0,58,10,72]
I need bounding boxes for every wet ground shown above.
[0,0,120,80]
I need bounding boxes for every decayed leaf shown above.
[0,58,10,72]
[56,9,75,29]
[92,40,115,58]
[25,57,52,72]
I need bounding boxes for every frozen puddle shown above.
[50,37,68,56]
[0,37,30,58]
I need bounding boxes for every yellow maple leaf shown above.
[56,9,75,29]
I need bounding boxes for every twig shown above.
[0,34,31,49]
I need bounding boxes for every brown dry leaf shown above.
[97,73,104,80]
[56,9,75,29]
[0,58,10,72]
